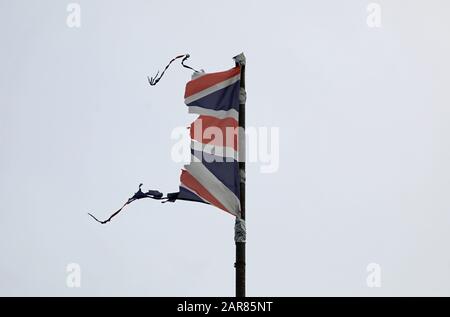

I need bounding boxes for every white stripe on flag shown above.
[191,140,238,161]
[188,106,239,121]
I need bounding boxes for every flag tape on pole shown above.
[240,169,246,184]
[233,53,246,66]
[234,218,246,242]
[239,88,247,104]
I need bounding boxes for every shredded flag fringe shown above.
[88,184,165,224]
[148,54,199,86]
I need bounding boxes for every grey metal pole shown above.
[233,53,246,298]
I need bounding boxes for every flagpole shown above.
[233,53,246,297]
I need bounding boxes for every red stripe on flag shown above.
[180,170,229,212]
[190,115,239,151]
[184,67,240,98]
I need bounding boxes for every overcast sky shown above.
[1,0,450,296]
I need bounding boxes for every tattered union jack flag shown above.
[89,54,245,224]
[170,65,242,216]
